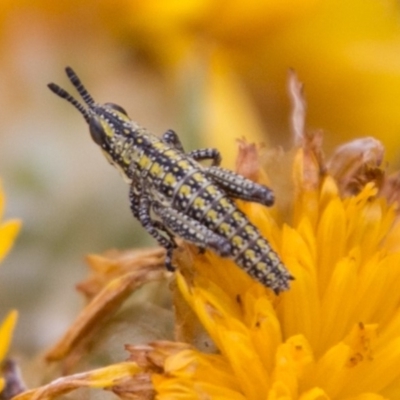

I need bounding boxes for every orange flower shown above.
[97,0,400,162]
[150,133,400,399]
[13,74,400,400]
[18,130,400,399]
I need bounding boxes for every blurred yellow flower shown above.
[3,1,400,165]
[96,0,400,163]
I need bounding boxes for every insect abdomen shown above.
[179,182,290,293]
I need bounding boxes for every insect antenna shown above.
[65,66,95,106]
[48,82,91,123]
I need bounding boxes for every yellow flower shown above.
[3,1,400,168]
[147,132,400,399]
[96,0,400,162]
[13,133,400,399]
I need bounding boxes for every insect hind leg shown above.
[152,202,232,257]
[130,185,177,271]
[205,166,275,206]
[188,148,221,166]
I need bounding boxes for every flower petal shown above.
[0,220,21,264]
[0,310,18,363]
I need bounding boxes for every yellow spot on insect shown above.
[153,142,166,150]
[163,173,177,186]
[123,129,130,135]
[192,172,205,182]
[139,155,151,169]
[193,197,206,208]
[179,185,191,197]
[122,153,131,165]
[267,251,278,262]
[277,263,287,273]
[267,273,275,281]
[114,111,130,122]
[219,198,230,207]
[206,185,217,195]
[219,223,232,234]
[256,262,267,272]
[101,120,115,137]
[257,239,269,250]
[232,236,243,247]
[232,211,244,221]
[150,162,162,176]
[178,160,190,169]
[244,225,257,238]
[164,150,177,157]
[206,209,217,220]
[244,249,256,260]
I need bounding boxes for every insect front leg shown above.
[129,185,177,271]
[162,129,185,152]
[162,130,221,166]
[188,148,221,166]
[205,166,275,206]
[152,202,232,257]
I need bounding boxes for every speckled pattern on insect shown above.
[48,67,294,294]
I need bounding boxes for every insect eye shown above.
[89,117,106,146]
[104,102,128,116]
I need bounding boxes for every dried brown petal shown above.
[288,69,306,146]
[112,373,155,400]
[46,249,168,363]
[381,171,400,206]
[327,137,384,196]
[126,341,191,372]
[79,248,166,300]
[300,129,326,190]
[235,139,263,182]
[287,71,326,190]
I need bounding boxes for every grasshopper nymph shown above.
[48,67,293,293]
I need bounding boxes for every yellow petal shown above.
[298,387,330,400]
[318,252,359,354]
[215,324,270,400]
[272,335,314,397]
[0,220,21,264]
[0,310,18,362]
[86,362,140,388]
[311,323,378,398]
[279,225,320,348]
[316,197,346,291]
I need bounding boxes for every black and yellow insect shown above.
[48,67,293,293]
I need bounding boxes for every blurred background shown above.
[1,0,400,356]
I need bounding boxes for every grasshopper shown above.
[48,67,293,293]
